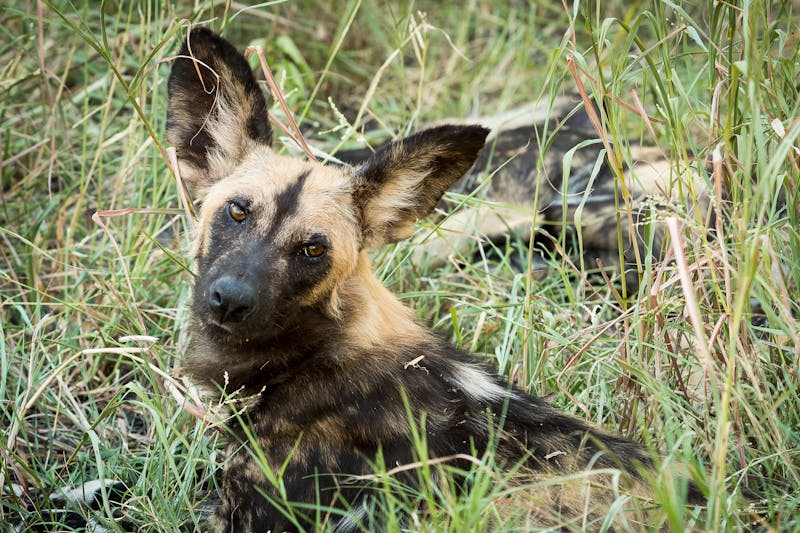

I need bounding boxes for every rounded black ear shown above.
[353,124,490,249]
[166,28,272,191]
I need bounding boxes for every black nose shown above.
[208,276,256,324]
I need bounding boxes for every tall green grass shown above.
[1,1,797,530]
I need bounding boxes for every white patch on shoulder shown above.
[6,483,25,498]
[453,364,509,402]
[50,478,119,505]
[333,501,368,533]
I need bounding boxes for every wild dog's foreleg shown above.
[410,203,538,266]
[539,146,711,283]
[541,198,666,282]
[212,435,377,533]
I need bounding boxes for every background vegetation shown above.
[1,0,798,530]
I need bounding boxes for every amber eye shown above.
[302,244,326,258]
[227,202,247,223]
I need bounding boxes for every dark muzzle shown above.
[208,276,256,324]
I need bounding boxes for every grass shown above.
[1,0,798,530]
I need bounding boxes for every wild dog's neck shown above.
[338,252,431,351]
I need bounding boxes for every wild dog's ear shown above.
[353,125,489,250]
[166,27,272,193]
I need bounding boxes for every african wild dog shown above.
[167,28,702,531]
[334,95,711,289]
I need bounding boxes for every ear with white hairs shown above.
[166,28,272,196]
[352,125,489,250]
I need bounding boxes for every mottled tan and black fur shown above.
[336,99,710,287]
[167,28,701,531]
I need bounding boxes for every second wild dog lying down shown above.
[167,28,702,531]
[334,98,711,289]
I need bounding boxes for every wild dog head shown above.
[166,28,489,351]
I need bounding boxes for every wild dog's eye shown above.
[301,244,327,258]
[227,202,247,223]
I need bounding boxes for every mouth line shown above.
[205,319,235,334]
[202,318,271,342]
